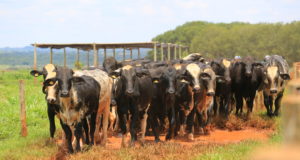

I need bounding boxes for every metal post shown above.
[138,48,140,59]
[160,43,164,61]
[104,48,107,60]
[50,47,53,64]
[86,50,90,69]
[130,48,133,59]
[153,43,157,61]
[113,48,116,58]
[63,48,66,67]
[93,43,98,68]
[167,43,171,61]
[123,47,126,61]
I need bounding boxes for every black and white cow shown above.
[263,55,290,117]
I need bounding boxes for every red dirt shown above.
[103,128,272,149]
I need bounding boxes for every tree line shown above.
[152,21,300,64]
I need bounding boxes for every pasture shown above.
[0,70,281,160]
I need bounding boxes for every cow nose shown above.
[168,88,175,94]
[126,89,134,95]
[193,86,200,92]
[111,99,117,106]
[270,89,277,94]
[245,71,251,77]
[47,98,56,104]
[207,92,215,96]
[61,91,69,97]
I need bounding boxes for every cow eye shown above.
[44,79,56,86]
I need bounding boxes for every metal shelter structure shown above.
[32,42,189,69]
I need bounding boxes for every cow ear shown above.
[44,78,57,86]
[216,75,225,83]
[110,69,121,79]
[30,70,43,77]
[72,77,85,83]
[280,74,290,80]
[253,62,264,68]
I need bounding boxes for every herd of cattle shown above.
[30,53,290,153]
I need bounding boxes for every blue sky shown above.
[0,0,299,47]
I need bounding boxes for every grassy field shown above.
[0,70,282,160]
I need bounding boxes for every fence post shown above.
[63,48,66,67]
[33,43,37,85]
[167,43,171,61]
[153,43,157,61]
[19,80,27,137]
[160,43,164,61]
[50,47,53,64]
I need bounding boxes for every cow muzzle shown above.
[206,91,215,96]
[270,89,278,94]
[193,85,200,92]
[60,90,70,97]
[126,89,134,96]
[47,97,56,104]
[168,88,175,94]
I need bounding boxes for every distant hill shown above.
[0,46,149,69]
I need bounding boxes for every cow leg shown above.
[274,92,283,116]
[60,120,73,153]
[129,105,139,147]
[213,97,218,116]
[47,105,56,140]
[118,108,128,147]
[74,122,83,152]
[263,93,272,116]
[235,94,243,115]
[149,110,160,142]
[88,112,96,145]
[82,118,90,145]
[246,92,256,117]
[140,106,149,145]
[101,101,110,146]
[186,108,195,141]
[166,107,176,141]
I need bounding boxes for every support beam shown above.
[130,48,133,59]
[160,43,164,61]
[93,43,98,67]
[113,47,116,58]
[123,47,126,61]
[33,43,37,70]
[179,45,182,59]
[76,48,80,69]
[167,43,171,61]
[153,43,157,61]
[86,50,90,69]
[174,45,177,60]
[104,48,107,60]
[63,48,66,67]
[138,48,140,59]
[50,47,53,64]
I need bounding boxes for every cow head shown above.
[56,67,75,97]
[110,65,149,97]
[103,57,122,74]
[30,64,59,104]
[179,63,201,93]
[200,65,219,96]
[264,65,287,94]
[162,66,177,95]
[243,56,254,77]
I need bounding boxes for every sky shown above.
[0,0,299,47]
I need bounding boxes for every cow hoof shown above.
[187,133,194,141]
[155,139,161,143]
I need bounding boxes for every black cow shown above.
[147,65,178,141]
[263,55,289,116]
[110,64,153,147]
[210,58,233,117]
[55,67,101,153]
[231,56,264,116]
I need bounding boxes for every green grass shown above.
[0,70,60,159]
